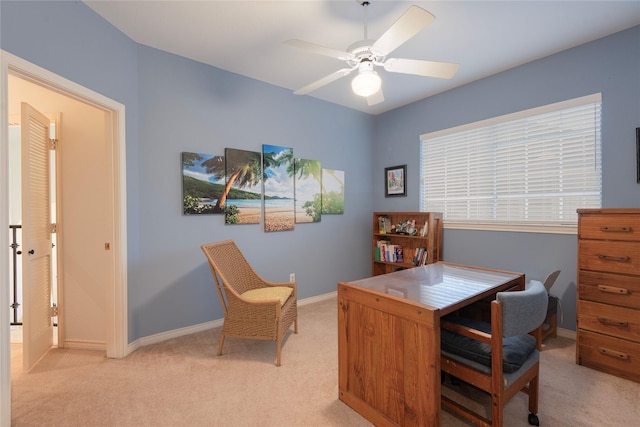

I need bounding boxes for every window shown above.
[420,94,601,233]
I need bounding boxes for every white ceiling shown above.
[84,1,640,115]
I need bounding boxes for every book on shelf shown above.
[420,219,428,237]
[412,247,428,266]
[395,246,404,263]
[376,240,404,263]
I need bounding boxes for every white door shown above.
[21,102,54,371]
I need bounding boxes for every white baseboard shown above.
[557,327,576,341]
[126,291,575,356]
[298,291,336,306]
[126,292,337,355]
[127,318,224,355]
[63,340,107,352]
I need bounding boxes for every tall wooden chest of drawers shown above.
[577,208,640,383]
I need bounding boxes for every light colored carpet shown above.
[10,297,639,426]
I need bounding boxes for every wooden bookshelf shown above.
[372,212,443,276]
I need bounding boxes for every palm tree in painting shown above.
[322,168,343,193]
[206,149,261,212]
[291,157,321,183]
[291,158,323,221]
[321,168,345,214]
[294,159,342,209]
[262,150,281,177]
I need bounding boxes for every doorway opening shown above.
[2,49,129,424]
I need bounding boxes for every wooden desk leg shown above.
[533,326,542,350]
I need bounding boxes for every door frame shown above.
[0,50,129,426]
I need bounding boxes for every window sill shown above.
[443,222,577,235]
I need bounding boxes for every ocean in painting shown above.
[202,199,294,208]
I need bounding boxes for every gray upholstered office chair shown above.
[441,280,548,426]
[536,270,561,346]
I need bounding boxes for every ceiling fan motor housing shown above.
[346,40,385,67]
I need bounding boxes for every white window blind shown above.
[420,94,602,231]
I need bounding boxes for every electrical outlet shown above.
[289,273,295,283]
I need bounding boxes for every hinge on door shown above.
[50,223,57,233]
[50,303,58,317]
[49,139,57,150]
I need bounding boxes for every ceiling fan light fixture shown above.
[351,64,381,98]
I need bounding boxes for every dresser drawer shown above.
[577,330,640,383]
[578,240,640,275]
[579,213,640,242]
[578,271,640,309]
[578,300,640,342]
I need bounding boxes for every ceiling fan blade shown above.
[367,88,384,106]
[284,39,354,61]
[371,6,435,57]
[384,58,459,79]
[293,68,355,95]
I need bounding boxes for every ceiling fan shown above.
[285,1,460,106]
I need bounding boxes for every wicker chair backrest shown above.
[202,240,266,295]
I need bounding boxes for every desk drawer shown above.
[578,300,640,342]
[578,271,640,309]
[579,240,640,275]
[578,330,640,383]
[579,214,640,241]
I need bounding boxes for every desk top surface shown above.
[346,262,522,313]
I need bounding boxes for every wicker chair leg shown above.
[276,340,282,367]
[294,319,299,334]
[217,334,225,356]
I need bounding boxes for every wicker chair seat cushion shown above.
[441,316,537,373]
[242,286,293,306]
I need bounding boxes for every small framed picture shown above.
[385,164,407,197]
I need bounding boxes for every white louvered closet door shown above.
[21,102,53,371]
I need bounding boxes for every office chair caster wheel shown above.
[528,413,540,426]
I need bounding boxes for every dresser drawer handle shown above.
[597,285,630,295]
[600,226,632,232]
[598,347,629,360]
[597,254,631,263]
[597,317,629,328]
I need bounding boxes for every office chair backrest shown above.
[497,280,548,337]
[543,270,561,293]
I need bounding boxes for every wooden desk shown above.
[337,262,524,427]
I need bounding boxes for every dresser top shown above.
[578,208,640,214]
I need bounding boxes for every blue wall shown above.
[2,1,375,341]
[133,46,374,338]
[374,25,640,330]
[2,1,639,338]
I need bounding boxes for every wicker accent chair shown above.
[201,240,298,366]
[440,280,548,426]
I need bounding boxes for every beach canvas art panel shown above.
[223,148,263,225]
[294,158,322,223]
[262,144,295,232]
[321,168,345,214]
[181,152,225,215]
